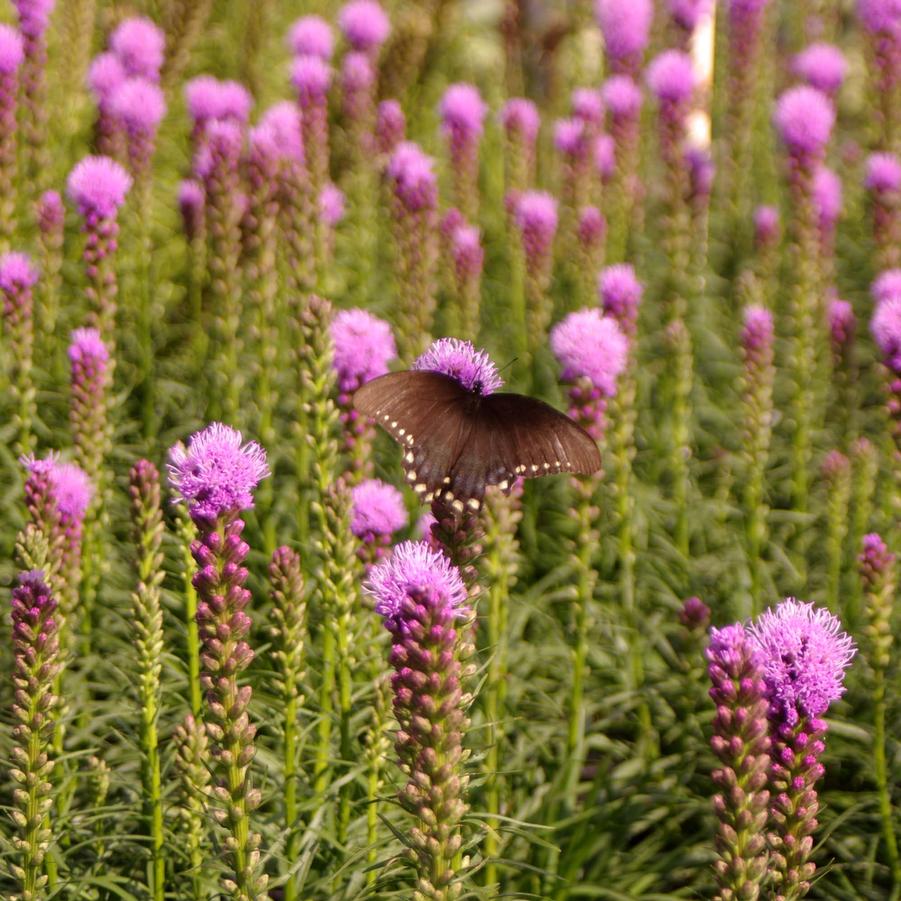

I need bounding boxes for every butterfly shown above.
[353,370,601,511]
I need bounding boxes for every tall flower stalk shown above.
[849,437,878,625]
[66,156,133,361]
[367,541,475,900]
[748,599,855,899]
[774,86,835,514]
[350,479,408,569]
[0,25,22,250]
[858,0,901,151]
[706,623,770,901]
[439,83,486,222]
[168,423,270,900]
[866,152,901,269]
[172,712,210,899]
[739,305,775,614]
[196,120,245,422]
[857,534,901,893]
[9,571,61,901]
[500,98,539,196]
[551,309,628,802]
[34,191,65,376]
[603,75,643,261]
[129,460,166,901]
[386,141,440,359]
[268,546,307,901]
[1,252,39,455]
[821,451,851,612]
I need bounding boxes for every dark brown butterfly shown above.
[353,370,601,511]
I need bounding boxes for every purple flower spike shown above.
[366,539,468,624]
[68,326,109,369]
[572,87,604,126]
[439,82,487,146]
[287,14,334,59]
[578,205,607,249]
[594,134,616,181]
[330,308,397,392]
[742,304,774,354]
[111,77,166,175]
[774,86,835,161]
[678,595,710,630]
[12,0,56,39]
[603,75,642,123]
[859,532,895,590]
[500,97,540,143]
[67,155,132,220]
[0,24,25,73]
[753,204,780,248]
[339,0,390,53]
[319,183,345,228]
[551,309,628,396]
[23,453,93,523]
[595,0,653,73]
[828,297,855,356]
[87,51,126,111]
[793,43,847,96]
[36,189,63,233]
[858,0,901,34]
[291,53,332,105]
[748,598,855,726]
[813,165,842,238]
[413,338,503,395]
[0,251,39,293]
[376,98,405,154]
[872,294,901,369]
[646,49,697,106]
[110,17,165,81]
[350,478,408,553]
[168,423,270,519]
[872,268,901,303]
[554,117,589,159]
[451,223,484,279]
[866,151,901,193]
[185,75,252,130]
[513,190,558,263]
[178,179,205,240]
[598,263,643,339]
[386,140,438,212]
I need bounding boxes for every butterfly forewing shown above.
[354,371,601,506]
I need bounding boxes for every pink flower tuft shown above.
[67,156,132,219]
[413,338,503,395]
[571,87,605,126]
[774,86,835,159]
[319,183,345,227]
[291,54,332,106]
[0,24,24,74]
[109,17,166,82]
[595,0,653,64]
[287,15,334,59]
[259,101,304,163]
[439,83,488,144]
[865,152,901,193]
[872,268,901,303]
[646,50,697,105]
[792,43,847,96]
[386,141,438,212]
[602,75,642,122]
[87,52,127,109]
[339,0,391,52]
[330,308,397,391]
[350,478,408,539]
[0,252,39,292]
[551,309,629,395]
[110,77,167,134]
[500,97,540,142]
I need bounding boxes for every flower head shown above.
[111,77,167,135]
[23,453,93,522]
[88,52,126,108]
[67,155,132,219]
[366,539,468,623]
[602,75,642,122]
[792,43,847,96]
[339,0,390,52]
[707,623,763,683]
[598,263,643,336]
[386,141,438,212]
[572,88,605,126]
[193,119,243,181]
[857,0,901,34]
[554,117,588,158]
[828,298,855,350]
[413,338,503,395]
[512,190,558,259]
[185,75,252,127]
[741,304,774,353]
[871,294,901,368]
[679,595,711,631]
[451,224,484,278]
[647,50,696,105]
[287,15,334,59]
[0,252,39,293]
[178,180,204,239]
[36,190,64,234]
[341,50,374,96]
[578,205,606,247]
[551,309,629,395]
[754,204,780,247]
[330,308,396,391]
[774,86,835,160]
[595,0,653,63]
[686,145,715,202]
[748,598,855,725]
[110,17,165,81]
[0,24,24,74]
[351,478,408,538]
[320,183,345,227]
[500,97,540,142]
[859,532,895,588]
[865,152,901,194]
[259,101,304,163]
[813,165,842,234]
[872,268,901,303]
[439,82,487,148]
[12,0,56,39]
[291,53,332,106]
[168,423,270,518]
[376,99,406,153]
[68,327,109,367]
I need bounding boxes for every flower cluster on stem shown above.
[1,252,38,453]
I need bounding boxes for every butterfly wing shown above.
[355,373,601,509]
[353,371,476,501]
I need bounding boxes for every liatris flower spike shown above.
[338,0,390,55]
[9,570,61,901]
[69,327,111,487]
[449,222,485,338]
[513,190,558,352]
[754,204,780,249]
[679,596,710,632]
[749,600,855,898]
[168,423,269,898]
[287,14,334,59]
[0,24,23,246]
[87,52,127,157]
[866,152,901,266]
[500,97,540,191]
[774,86,835,166]
[351,478,408,568]
[439,83,487,219]
[793,43,847,97]
[330,307,396,474]
[599,263,643,340]
[111,78,167,178]
[551,309,629,443]
[376,99,405,156]
[0,252,38,452]
[595,0,653,76]
[647,49,697,138]
[668,0,713,34]
[185,75,252,141]
[291,53,332,204]
[706,623,770,901]
[366,541,473,899]
[67,156,132,346]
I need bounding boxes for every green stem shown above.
[874,670,901,896]
[314,627,337,801]
[283,691,299,901]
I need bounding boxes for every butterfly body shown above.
[353,370,601,508]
